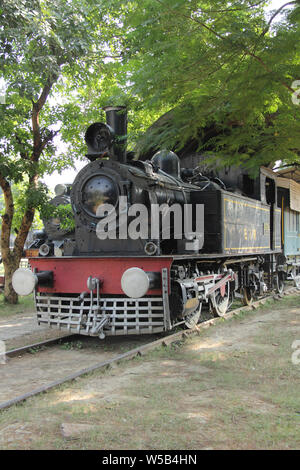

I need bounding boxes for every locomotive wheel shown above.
[242,274,257,306]
[211,282,230,317]
[184,303,202,329]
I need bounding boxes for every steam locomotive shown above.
[12,107,298,338]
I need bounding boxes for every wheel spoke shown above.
[211,282,230,317]
[185,303,202,329]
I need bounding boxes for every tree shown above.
[99,0,300,170]
[0,0,120,302]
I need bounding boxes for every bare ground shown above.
[0,334,160,404]
[0,294,299,450]
[0,310,70,350]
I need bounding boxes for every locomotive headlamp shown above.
[82,175,119,217]
[54,184,67,196]
[121,268,161,298]
[54,184,72,197]
[85,122,114,159]
[121,267,150,298]
[12,268,53,296]
[39,243,53,257]
[12,268,37,296]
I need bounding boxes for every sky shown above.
[42,0,293,192]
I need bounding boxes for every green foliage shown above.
[54,204,75,231]
[0,0,119,174]
[0,0,121,268]
[0,181,48,231]
[0,0,127,302]
[42,202,75,232]
[97,0,300,169]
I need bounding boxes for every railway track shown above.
[0,287,299,412]
[5,334,80,359]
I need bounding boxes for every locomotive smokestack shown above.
[103,106,127,163]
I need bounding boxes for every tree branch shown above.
[13,207,35,258]
[245,50,295,92]
[154,0,296,94]
[187,0,266,15]
[39,128,60,154]
[261,1,297,37]
[31,75,58,161]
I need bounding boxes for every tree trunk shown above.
[0,175,18,303]
[0,77,57,304]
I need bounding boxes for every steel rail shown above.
[6,334,79,359]
[0,287,299,411]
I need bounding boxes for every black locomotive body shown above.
[67,157,204,257]
[12,107,292,338]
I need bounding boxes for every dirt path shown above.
[0,312,43,341]
[0,294,299,449]
[0,312,69,350]
[0,335,160,405]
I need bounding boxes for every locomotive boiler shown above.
[12,106,286,339]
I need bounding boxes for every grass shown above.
[0,293,34,318]
[0,294,299,449]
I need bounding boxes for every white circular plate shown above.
[12,268,36,296]
[121,267,149,298]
